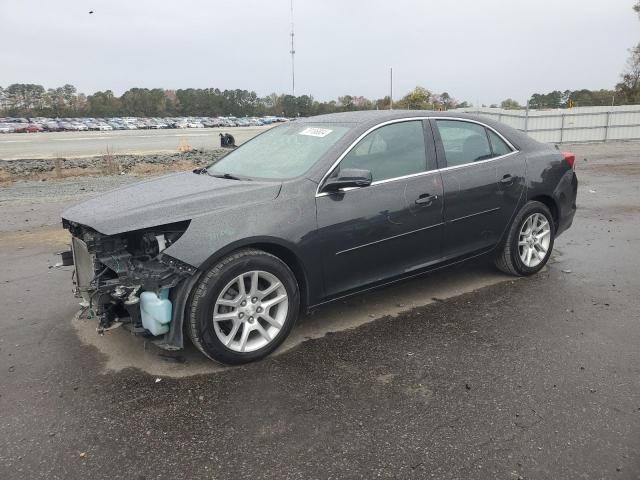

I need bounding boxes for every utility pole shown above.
[290,0,296,96]
[390,67,393,110]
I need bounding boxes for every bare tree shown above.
[616,43,640,103]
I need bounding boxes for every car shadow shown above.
[73,256,512,377]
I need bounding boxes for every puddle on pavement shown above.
[72,263,514,378]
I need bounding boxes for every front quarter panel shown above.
[162,178,322,300]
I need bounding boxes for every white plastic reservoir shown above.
[140,289,172,336]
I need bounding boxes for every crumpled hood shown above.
[62,171,282,235]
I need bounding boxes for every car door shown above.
[431,119,524,260]
[316,119,444,298]
[486,128,526,238]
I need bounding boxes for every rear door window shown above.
[436,120,492,167]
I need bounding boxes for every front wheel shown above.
[495,201,555,276]
[187,249,300,365]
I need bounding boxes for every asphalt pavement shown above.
[0,142,639,479]
[0,126,270,160]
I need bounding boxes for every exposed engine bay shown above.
[61,219,197,347]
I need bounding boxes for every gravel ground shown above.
[0,149,228,177]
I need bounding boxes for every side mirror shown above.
[322,168,372,193]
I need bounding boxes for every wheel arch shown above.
[196,236,311,312]
[528,194,559,231]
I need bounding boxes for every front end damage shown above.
[61,219,199,350]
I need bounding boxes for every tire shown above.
[495,201,555,276]
[187,249,300,365]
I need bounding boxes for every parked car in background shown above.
[44,121,62,131]
[202,118,223,128]
[0,115,283,134]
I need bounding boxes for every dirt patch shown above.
[128,159,200,176]
[0,169,12,185]
[583,162,640,176]
[0,227,70,247]
[0,148,228,181]
[580,203,640,216]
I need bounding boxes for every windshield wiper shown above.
[207,172,244,181]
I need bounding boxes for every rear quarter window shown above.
[487,129,512,156]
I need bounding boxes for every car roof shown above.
[298,109,514,125]
[298,110,541,151]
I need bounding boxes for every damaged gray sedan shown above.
[62,111,577,364]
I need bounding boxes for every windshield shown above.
[208,123,352,179]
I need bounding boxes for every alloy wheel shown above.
[518,212,551,268]
[212,270,288,352]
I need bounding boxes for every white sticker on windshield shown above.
[299,127,333,138]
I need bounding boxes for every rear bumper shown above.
[554,169,578,237]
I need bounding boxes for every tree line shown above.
[0,84,470,118]
[497,89,621,110]
[3,78,637,118]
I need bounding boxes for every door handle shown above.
[500,174,514,185]
[415,193,437,205]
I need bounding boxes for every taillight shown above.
[563,152,576,170]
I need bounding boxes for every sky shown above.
[1,0,638,105]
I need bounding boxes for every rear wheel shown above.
[187,249,299,365]
[495,201,555,276]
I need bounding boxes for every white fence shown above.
[454,105,640,144]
